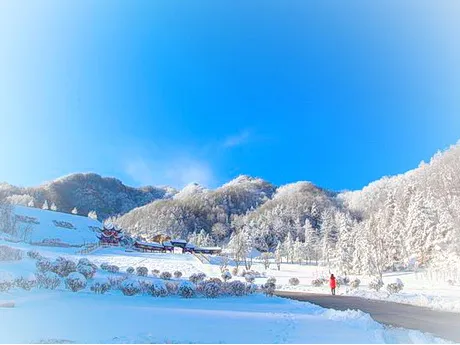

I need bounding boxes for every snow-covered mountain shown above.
[0,173,176,220]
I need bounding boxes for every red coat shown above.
[330,277,336,289]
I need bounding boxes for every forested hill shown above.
[0,173,176,220]
[115,142,460,277]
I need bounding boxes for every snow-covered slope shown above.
[12,205,102,245]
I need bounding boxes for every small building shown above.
[162,241,174,253]
[194,246,222,255]
[170,239,188,249]
[134,240,164,253]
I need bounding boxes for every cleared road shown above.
[275,291,460,343]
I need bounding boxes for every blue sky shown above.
[1,1,459,191]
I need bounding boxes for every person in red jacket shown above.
[330,274,337,295]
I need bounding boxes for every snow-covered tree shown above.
[42,200,49,210]
[71,207,78,215]
[50,203,57,211]
[88,210,98,220]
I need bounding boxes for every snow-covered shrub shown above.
[148,280,168,297]
[120,279,141,296]
[221,270,232,282]
[78,258,97,270]
[138,279,154,294]
[90,281,110,294]
[200,281,221,298]
[262,282,276,296]
[245,282,258,294]
[36,258,52,273]
[311,278,324,287]
[165,281,179,295]
[189,273,206,284]
[244,274,255,283]
[77,263,96,279]
[0,272,14,292]
[350,278,361,289]
[178,281,196,298]
[173,271,182,279]
[136,266,148,277]
[52,257,77,277]
[369,277,384,292]
[106,265,120,273]
[289,277,300,286]
[126,267,135,275]
[65,272,87,292]
[227,280,246,296]
[447,279,456,286]
[15,274,37,290]
[108,275,127,289]
[152,269,160,275]
[27,250,41,260]
[100,262,110,271]
[340,276,350,286]
[160,271,172,280]
[36,272,60,290]
[0,245,23,261]
[231,267,239,276]
[267,276,277,284]
[386,278,404,294]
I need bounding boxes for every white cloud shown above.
[222,129,251,148]
[124,156,215,188]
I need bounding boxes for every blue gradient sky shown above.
[1,1,459,190]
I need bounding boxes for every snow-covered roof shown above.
[162,241,173,247]
[135,241,164,248]
[171,239,187,244]
[185,243,196,248]
[195,246,221,251]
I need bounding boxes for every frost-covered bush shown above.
[36,258,52,273]
[189,273,206,284]
[231,267,239,276]
[126,267,135,275]
[0,273,14,292]
[15,274,37,290]
[36,272,61,290]
[178,281,196,298]
[90,281,110,294]
[0,245,23,261]
[311,278,324,287]
[165,281,179,295]
[52,257,77,277]
[369,277,384,292]
[77,263,96,279]
[136,266,148,277]
[244,274,255,283]
[267,276,277,284]
[65,272,87,292]
[27,250,41,260]
[386,278,404,294]
[100,262,110,271]
[148,280,168,297]
[245,282,258,294]
[108,275,127,289]
[78,258,97,270]
[447,279,456,286]
[289,277,300,286]
[106,265,120,273]
[262,282,276,296]
[200,281,221,298]
[120,279,141,296]
[227,280,246,296]
[160,271,172,280]
[173,271,182,279]
[339,276,350,286]
[350,278,361,289]
[221,270,232,282]
[138,279,153,294]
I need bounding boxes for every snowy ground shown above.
[245,261,460,314]
[0,241,453,343]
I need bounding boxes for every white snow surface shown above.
[12,205,102,245]
[0,241,452,344]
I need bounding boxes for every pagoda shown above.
[97,222,124,246]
